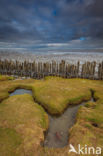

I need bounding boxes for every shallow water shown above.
[9,89,94,148]
[43,104,84,148]
[44,98,94,148]
[10,89,32,96]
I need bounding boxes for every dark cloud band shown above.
[0,0,103,50]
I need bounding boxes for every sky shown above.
[0,0,103,53]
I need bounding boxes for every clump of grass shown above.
[85,101,96,108]
[85,123,92,129]
[0,75,14,81]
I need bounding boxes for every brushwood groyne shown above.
[0,59,103,80]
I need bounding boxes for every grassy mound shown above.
[32,77,94,115]
[0,94,48,156]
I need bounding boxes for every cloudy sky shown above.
[0,0,103,53]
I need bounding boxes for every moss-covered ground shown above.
[0,76,103,155]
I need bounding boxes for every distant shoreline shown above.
[0,51,103,64]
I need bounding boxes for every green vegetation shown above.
[0,76,103,155]
[0,128,21,156]
[32,77,92,115]
[0,75,14,81]
[0,92,48,155]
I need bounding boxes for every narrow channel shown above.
[44,98,94,148]
[9,89,95,148]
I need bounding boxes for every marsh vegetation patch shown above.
[0,77,103,156]
[9,88,95,148]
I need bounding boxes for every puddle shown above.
[44,98,94,148]
[9,89,95,148]
[10,89,32,96]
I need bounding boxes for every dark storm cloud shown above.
[86,0,103,17]
[0,0,103,50]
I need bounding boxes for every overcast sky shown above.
[0,0,103,52]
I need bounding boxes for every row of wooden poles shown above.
[0,59,103,80]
